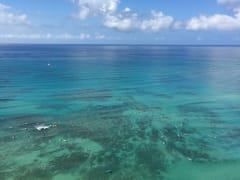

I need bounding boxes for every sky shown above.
[0,0,240,44]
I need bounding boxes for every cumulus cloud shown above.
[0,3,29,26]
[186,12,240,30]
[186,0,240,30]
[71,0,175,32]
[104,9,174,32]
[103,8,138,31]
[71,0,240,32]
[140,11,174,32]
[72,0,119,20]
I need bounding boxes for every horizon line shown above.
[0,43,240,46]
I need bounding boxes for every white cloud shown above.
[0,33,91,40]
[217,0,240,12]
[95,33,105,39]
[70,0,240,33]
[218,0,240,3]
[104,9,174,32]
[72,0,119,20]
[79,33,91,39]
[71,0,175,32]
[140,11,174,32]
[186,2,240,31]
[0,3,9,10]
[173,21,183,29]
[217,0,240,5]
[104,14,136,31]
[103,9,138,31]
[0,3,29,26]
[124,7,131,13]
[0,34,49,39]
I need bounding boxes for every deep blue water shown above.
[0,45,240,180]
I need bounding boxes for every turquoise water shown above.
[0,45,240,180]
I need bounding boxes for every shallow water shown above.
[0,45,240,180]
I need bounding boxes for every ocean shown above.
[0,45,240,180]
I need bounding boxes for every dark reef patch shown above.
[51,89,112,102]
[14,167,53,180]
[0,98,14,102]
[84,166,111,180]
[0,134,17,144]
[148,128,161,142]
[136,144,167,174]
[38,103,68,111]
[163,126,184,142]
[165,138,212,162]
[49,152,89,172]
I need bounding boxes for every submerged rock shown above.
[35,124,51,131]
[105,169,113,174]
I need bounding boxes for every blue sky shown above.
[0,0,240,44]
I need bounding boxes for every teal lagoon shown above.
[0,45,240,179]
